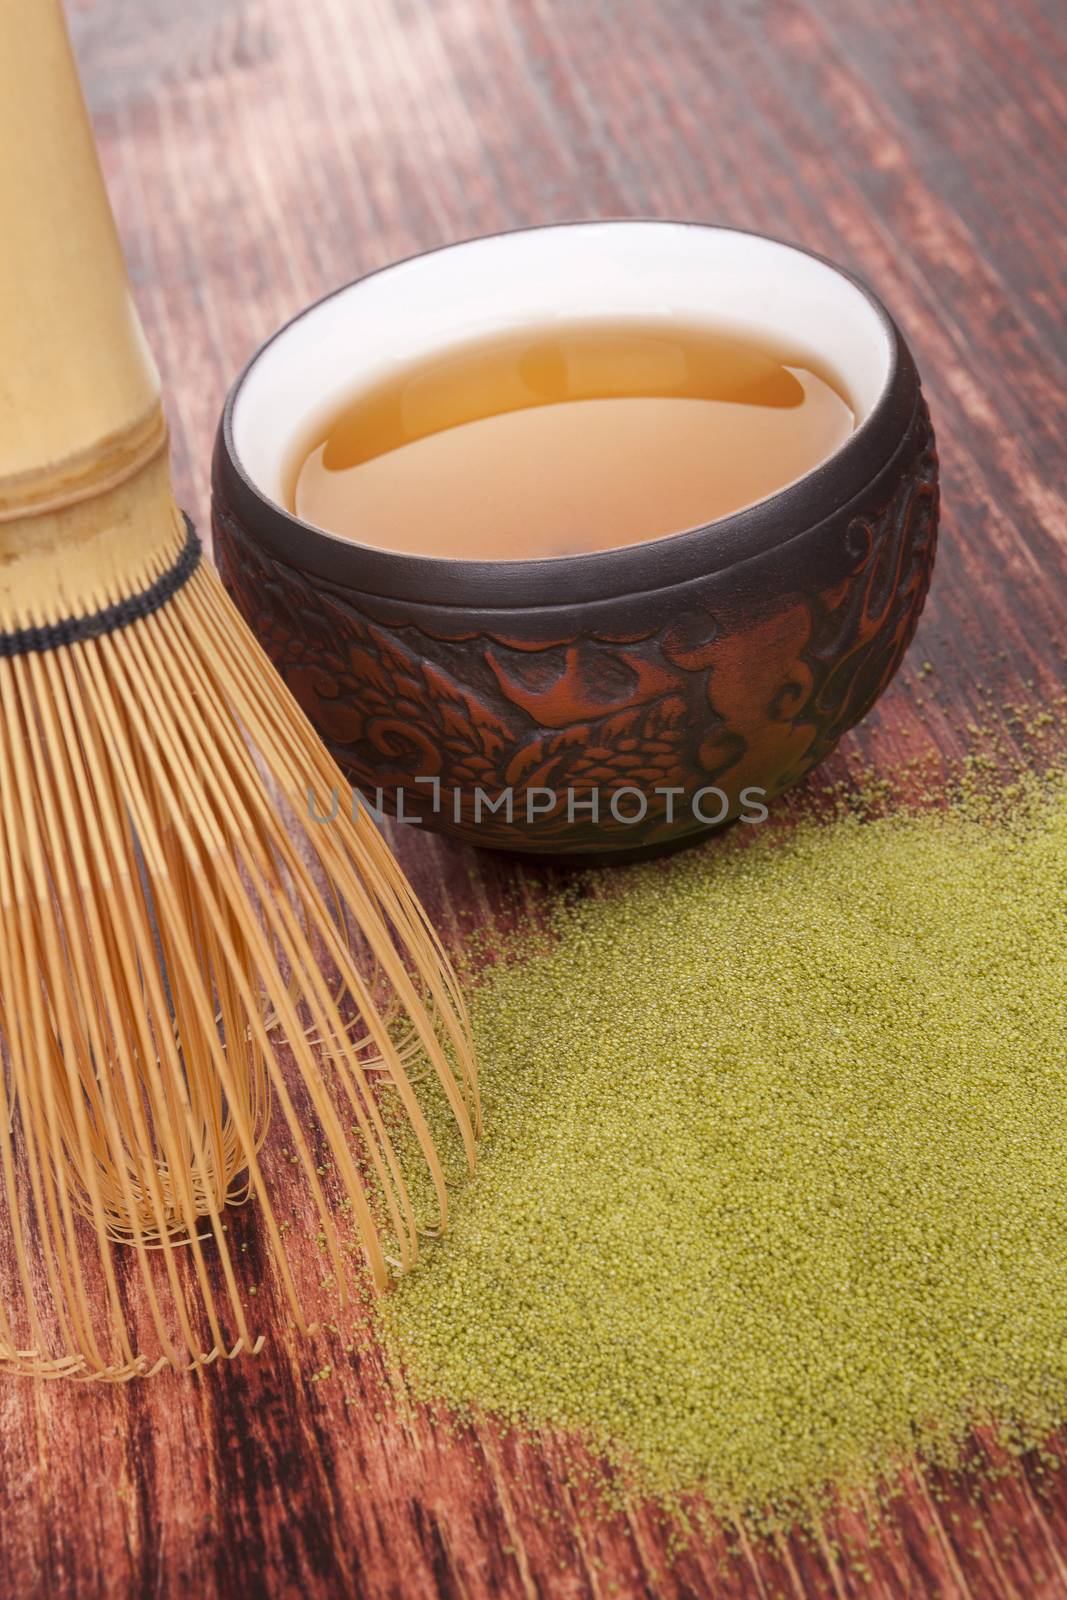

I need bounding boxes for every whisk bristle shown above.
[0,509,479,1381]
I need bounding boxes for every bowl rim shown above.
[214,219,918,611]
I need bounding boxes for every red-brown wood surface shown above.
[3,1,1066,1595]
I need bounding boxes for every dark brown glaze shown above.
[212,251,937,857]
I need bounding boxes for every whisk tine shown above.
[0,534,479,1380]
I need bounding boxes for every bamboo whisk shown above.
[0,0,479,1381]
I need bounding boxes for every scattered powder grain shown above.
[381,766,1067,1521]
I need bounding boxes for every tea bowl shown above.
[212,221,938,859]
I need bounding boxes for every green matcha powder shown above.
[380,756,1067,1523]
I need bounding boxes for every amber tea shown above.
[288,319,856,559]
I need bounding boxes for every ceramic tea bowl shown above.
[212,221,938,859]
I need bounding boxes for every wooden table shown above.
[3,1,1065,1595]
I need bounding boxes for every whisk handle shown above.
[0,0,162,508]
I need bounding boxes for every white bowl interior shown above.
[233,222,893,509]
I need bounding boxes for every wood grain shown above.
[3,0,1066,1594]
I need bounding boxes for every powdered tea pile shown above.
[382,765,1067,1520]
